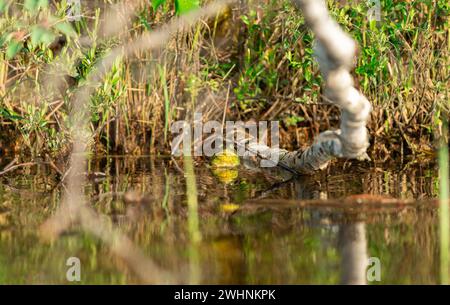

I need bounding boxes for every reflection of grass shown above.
[439,120,449,284]
[162,168,170,214]
[183,155,201,284]
[184,156,201,243]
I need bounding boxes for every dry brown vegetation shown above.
[0,0,448,163]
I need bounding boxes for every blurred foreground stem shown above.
[183,155,201,284]
[439,120,449,284]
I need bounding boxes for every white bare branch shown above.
[247,0,371,174]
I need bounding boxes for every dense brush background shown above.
[0,0,448,161]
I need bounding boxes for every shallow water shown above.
[0,156,443,284]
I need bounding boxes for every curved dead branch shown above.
[246,0,371,174]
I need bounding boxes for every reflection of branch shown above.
[42,204,178,283]
[339,222,368,285]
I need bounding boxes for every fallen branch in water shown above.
[243,197,418,208]
[237,197,426,218]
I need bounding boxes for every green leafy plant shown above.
[0,0,76,59]
[152,0,199,15]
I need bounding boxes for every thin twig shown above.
[0,162,36,176]
[2,157,18,171]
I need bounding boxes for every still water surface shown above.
[0,156,441,284]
